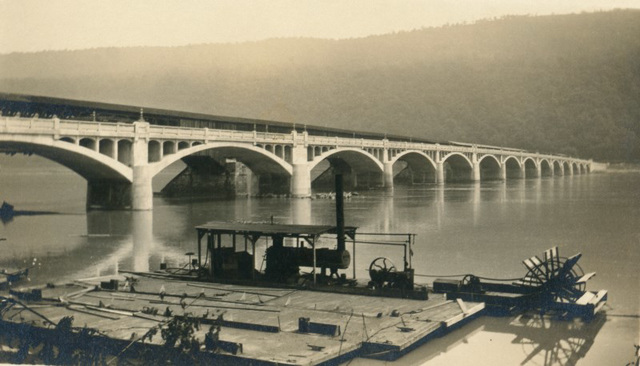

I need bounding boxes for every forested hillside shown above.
[1,10,638,162]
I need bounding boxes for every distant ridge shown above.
[1,10,638,162]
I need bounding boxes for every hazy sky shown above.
[1,0,638,54]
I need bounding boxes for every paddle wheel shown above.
[517,247,596,313]
[433,247,607,320]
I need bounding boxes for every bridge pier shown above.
[132,165,153,210]
[291,144,311,198]
[291,163,311,197]
[131,122,153,210]
[383,161,394,190]
[500,164,507,181]
[472,157,481,182]
[436,161,445,184]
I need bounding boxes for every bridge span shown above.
[0,114,592,211]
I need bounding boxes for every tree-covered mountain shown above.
[1,10,638,162]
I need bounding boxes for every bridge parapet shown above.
[2,116,593,166]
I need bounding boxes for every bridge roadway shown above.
[0,115,592,210]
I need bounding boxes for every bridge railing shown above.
[1,116,591,164]
[2,117,137,136]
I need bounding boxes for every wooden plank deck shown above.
[1,273,485,365]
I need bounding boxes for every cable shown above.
[413,273,524,282]
[338,310,354,357]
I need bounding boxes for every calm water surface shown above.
[0,156,638,366]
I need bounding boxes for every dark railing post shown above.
[335,174,345,252]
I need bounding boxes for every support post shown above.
[132,166,153,210]
[383,161,394,190]
[382,148,394,190]
[472,153,481,182]
[131,121,153,210]
[291,145,311,197]
[500,163,507,181]
[436,161,445,184]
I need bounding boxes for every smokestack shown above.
[335,173,345,252]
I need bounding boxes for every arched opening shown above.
[553,161,563,176]
[99,139,116,159]
[504,157,522,179]
[479,155,501,181]
[392,152,436,185]
[117,140,132,166]
[79,138,97,151]
[59,137,75,144]
[563,161,572,175]
[0,140,133,210]
[177,141,190,150]
[274,145,283,159]
[442,154,473,183]
[310,149,383,192]
[524,159,538,178]
[573,163,580,175]
[153,144,292,198]
[540,160,553,177]
[148,140,161,163]
[163,141,176,155]
[284,146,292,163]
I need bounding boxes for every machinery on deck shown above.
[189,174,424,299]
[368,257,414,290]
[433,247,607,320]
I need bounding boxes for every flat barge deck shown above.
[0,272,484,365]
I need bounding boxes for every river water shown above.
[0,155,638,366]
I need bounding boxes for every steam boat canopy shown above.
[195,222,357,284]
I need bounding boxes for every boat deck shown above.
[1,273,484,365]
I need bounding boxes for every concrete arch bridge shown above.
[0,116,593,210]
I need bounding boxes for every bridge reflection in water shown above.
[30,176,588,285]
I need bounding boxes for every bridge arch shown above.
[540,159,553,177]
[572,162,580,175]
[149,142,293,178]
[390,150,437,184]
[441,152,473,182]
[503,156,523,179]
[552,160,563,175]
[0,136,132,182]
[563,161,572,175]
[478,154,501,180]
[523,157,538,178]
[149,142,294,197]
[309,148,384,172]
[309,148,384,190]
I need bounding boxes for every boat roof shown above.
[195,221,357,237]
